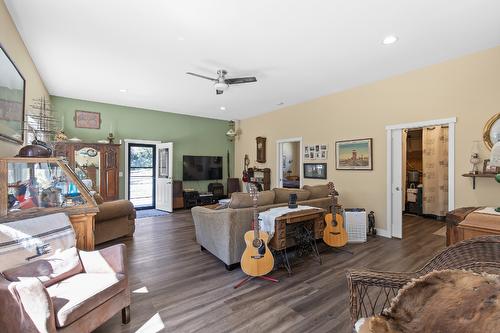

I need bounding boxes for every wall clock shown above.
[256,137,266,163]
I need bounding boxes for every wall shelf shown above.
[462,173,496,190]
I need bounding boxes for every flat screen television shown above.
[183,155,223,181]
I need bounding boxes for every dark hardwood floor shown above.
[94,212,445,333]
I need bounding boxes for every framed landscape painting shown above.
[0,44,25,144]
[336,138,373,170]
[74,110,101,129]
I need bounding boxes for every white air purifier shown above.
[344,208,367,243]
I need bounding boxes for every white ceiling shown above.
[5,0,500,120]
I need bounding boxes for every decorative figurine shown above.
[368,211,377,236]
[55,130,68,142]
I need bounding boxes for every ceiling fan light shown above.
[214,82,229,91]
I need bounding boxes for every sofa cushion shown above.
[273,188,310,203]
[229,191,275,208]
[303,184,330,199]
[47,272,127,328]
[2,247,83,287]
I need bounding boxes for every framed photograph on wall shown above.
[74,110,101,129]
[304,163,327,179]
[483,159,499,174]
[336,138,373,170]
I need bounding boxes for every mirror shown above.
[74,147,100,191]
[0,45,26,144]
[483,113,500,150]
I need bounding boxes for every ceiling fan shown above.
[186,69,257,95]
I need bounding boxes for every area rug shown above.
[432,226,446,237]
[136,209,170,219]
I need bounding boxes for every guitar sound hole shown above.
[252,239,263,248]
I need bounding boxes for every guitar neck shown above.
[253,196,259,238]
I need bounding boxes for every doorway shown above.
[386,118,456,238]
[276,138,303,188]
[128,143,156,210]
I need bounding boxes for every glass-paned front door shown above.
[128,144,156,209]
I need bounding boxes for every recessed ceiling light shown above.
[177,36,185,41]
[382,35,398,45]
[119,89,127,93]
[220,106,226,111]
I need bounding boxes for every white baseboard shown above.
[375,228,391,238]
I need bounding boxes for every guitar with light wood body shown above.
[240,184,274,277]
[323,182,348,247]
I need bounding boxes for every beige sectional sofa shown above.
[191,185,335,270]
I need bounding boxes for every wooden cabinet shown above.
[247,167,271,191]
[446,207,500,245]
[54,142,120,201]
[173,180,184,209]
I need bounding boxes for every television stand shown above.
[198,192,214,206]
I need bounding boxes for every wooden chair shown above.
[346,235,500,326]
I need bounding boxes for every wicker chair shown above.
[346,235,500,326]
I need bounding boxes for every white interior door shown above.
[278,142,284,187]
[391,129,403,238]
[156,142,173,212]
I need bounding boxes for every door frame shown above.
[276,137,303,188]
[385,117,456,238]
[124,139,161,208]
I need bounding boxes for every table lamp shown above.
[490,141,500,212]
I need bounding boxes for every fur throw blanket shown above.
[358,269,500,333]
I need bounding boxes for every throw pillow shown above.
[229,191,275,208]
[303,184,330,199]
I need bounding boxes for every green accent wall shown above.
[51,96,235,199]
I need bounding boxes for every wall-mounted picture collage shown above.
[304,144,328,160]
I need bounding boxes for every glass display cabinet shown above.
[0,157,98,250]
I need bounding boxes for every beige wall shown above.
[235,46,500,233]
[0,0,49,157]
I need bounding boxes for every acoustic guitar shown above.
[240,183,274,277]
[323,182,348,247]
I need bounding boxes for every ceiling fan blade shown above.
[216,89,224,95]
[225,77,257,85]
[186,72,217,81]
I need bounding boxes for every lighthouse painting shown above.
[336,138,373,170]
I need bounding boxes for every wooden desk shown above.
[267,208,325,274]
[268,208,326,250]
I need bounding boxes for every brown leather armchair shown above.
[0,244,131,333]
[93,193,136,244]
